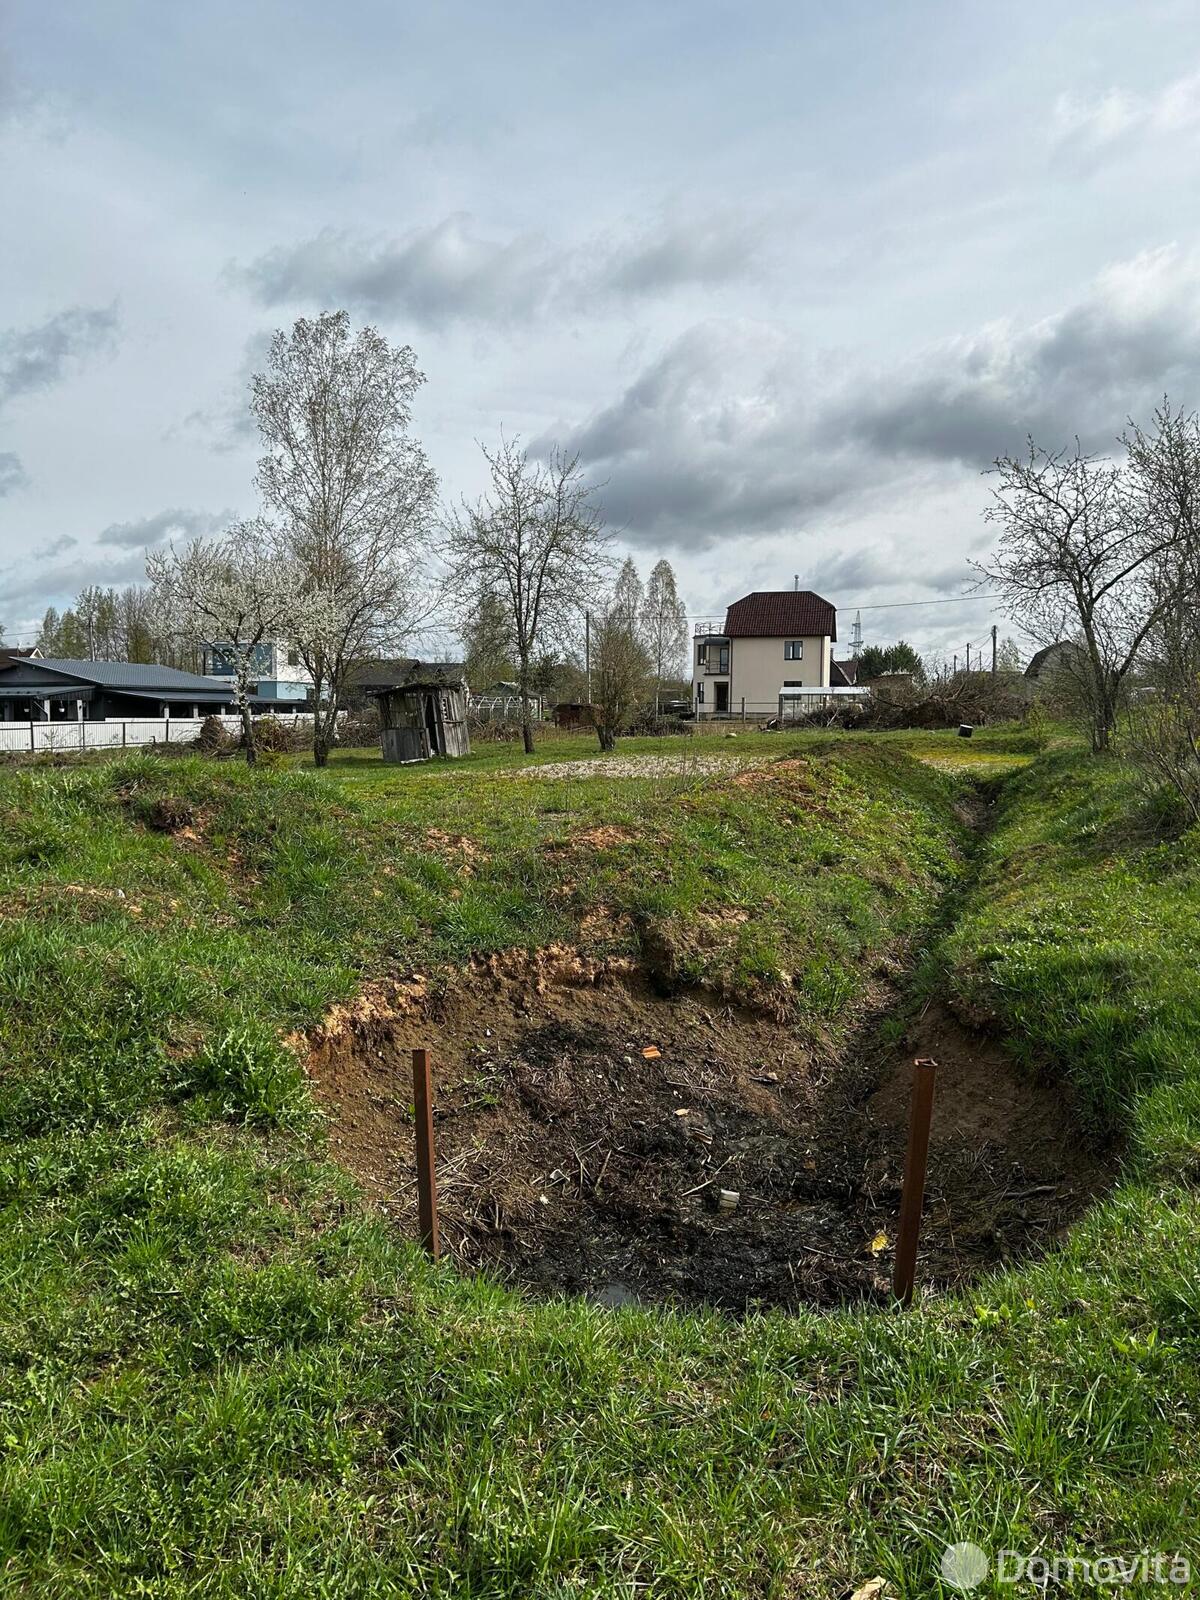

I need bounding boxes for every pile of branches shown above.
[785,674,1026,732]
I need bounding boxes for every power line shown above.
[838,593,1002,612]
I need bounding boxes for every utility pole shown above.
[991,624,997,678]
[965,642,971,673]
[953,654,958,674]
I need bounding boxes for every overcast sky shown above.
[3,0,1199,661]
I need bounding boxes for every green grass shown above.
[0,730,1197,1596]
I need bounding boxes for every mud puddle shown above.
[304,957,1112,1312]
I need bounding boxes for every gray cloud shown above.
[235,218,553,325]
[548,247,1200,550]
[0,304,119,412]
[1,510,230,632]
[0,452,27,497]
[175,330,272,453]
[96,506,233,549]
[233,211,760,326]
[833,246,1200,466]
[1,547,152,618]
[38,534,77,560]
[597,216,756,297]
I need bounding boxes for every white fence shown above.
[0,715,245,756]
[0,710,337,757]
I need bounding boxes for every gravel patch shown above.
[512,753,754,780]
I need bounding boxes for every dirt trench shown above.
[303,948,1113,1312]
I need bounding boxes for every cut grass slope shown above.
[0,739,1196,1596]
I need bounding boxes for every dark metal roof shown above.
[352,657,465,689]
[723,591,837,642]
[29,658,227,692]
[829,657,858,686]
[362,659,468,695]
[1024,642,1080,679]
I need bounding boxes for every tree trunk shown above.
[313,699,335,768]
[597,722,615,752]
[310,664,330,768]
[237,678,256,766]
[518,654,534,754]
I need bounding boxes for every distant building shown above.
[0,656,236,721]
[693,590,838,718]
[1024,642,1081,682]
[202,640,312,703]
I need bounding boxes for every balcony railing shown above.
[693,620,727,637]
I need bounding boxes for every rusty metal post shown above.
[893,1056,938,1308]
[411,1047,440,1259]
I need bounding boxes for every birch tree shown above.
[250,312,439,767]
[442,437,612,754]
[640,558,689,713]
[146,523,297,764]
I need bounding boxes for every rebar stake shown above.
[412,1047,440,1259]
[893,1056,938,1308]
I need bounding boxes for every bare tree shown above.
[1120,402,1200,815]
[976,433,1183,752]
[146,523,298,764]
[251,311,439,767]
[442,437,612,754]
[591,601,651,752]
[641,558,689,713]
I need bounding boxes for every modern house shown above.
[0,656,237,722]
[693,590,838,719]
[202,640,312,704]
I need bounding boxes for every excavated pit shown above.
[303,952,1114,1312]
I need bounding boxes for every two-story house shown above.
[202,640,313,704]
[693,590,837,719]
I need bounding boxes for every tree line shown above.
[21,312,691,765]
[982,399,1200,815]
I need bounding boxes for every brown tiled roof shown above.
[829,657,858,686]
[723,591,837,642]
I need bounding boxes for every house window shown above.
[783,680,802,687]
[696,682,704,704]
[784,640,803,660]
[287,647,299,667]
[697,641,707,665]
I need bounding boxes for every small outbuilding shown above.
[366,661,471,763]
[552,702,595,729]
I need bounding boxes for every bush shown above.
[250,716,310,754]
[195,715,234,756]
[627,708,694,737]
[338,707,380,747]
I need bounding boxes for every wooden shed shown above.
[366,662,471,763]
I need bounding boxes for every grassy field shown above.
[0,726,1197,1596]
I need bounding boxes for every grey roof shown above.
[1024,641,1081,679]
[29,658,232,694]
[352,657,465,689]
[362,659,468,694]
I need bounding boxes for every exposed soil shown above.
[303,953,1113,1312]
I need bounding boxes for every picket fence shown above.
[0,713,319,757]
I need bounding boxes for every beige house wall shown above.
[693,632,831,714]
